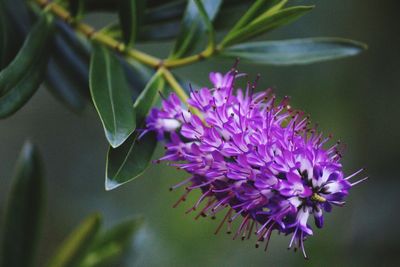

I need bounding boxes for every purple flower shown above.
[145,67,367,258]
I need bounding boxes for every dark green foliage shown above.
[0,142,44,267]
[221,38,368,65]
[0,143,144,266]
[89,44,136,148]
[106,131,158,190]
[47,214,102,267]
[79,218,144,267]
[0,14,53,118]
[220,6,315,47]
[170,0,222,58]
[45,21,91,112]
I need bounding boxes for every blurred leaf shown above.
[0,14,53,118]
[45,21,91,113]
[1,0,31,69]
[89,2,252,42]
[229,0,286,34]
[221,38,367,65]
[122,59,154,98]
[2,0,31,36]
[144,0,186,24]
[252,0,288,22]
[170,0,222,59]
[106,131,157,190]
[0,142,44,267]
[139,21,180,41]
[118,0,146,46]
[220,6,314,48]
[133,70,165,126]
[0,15,51,95]
[47,214,102,267]
[79,217,144,267]
[139,1,252,41]
[55,20,91,63]
[45,58,87,112]
[89,44,136,148]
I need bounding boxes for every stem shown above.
[160,68,202,118]
[34,0,218,69]
[163,46,217,68]
[33,0,212,116]
[34,0,161,68]
[160,68,188,102]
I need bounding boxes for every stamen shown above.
[214,208,233,235]
[351,176,368,186]
[173,189,191,208]
[345,168,365,180]
[300,232,308,259]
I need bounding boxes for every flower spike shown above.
[144,68,366,258]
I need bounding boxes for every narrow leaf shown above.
[221,38,367,65]
[133,70,165,126]
[194,0,215,48]
[0,15,52,95]
[0,15,53,118]
[47,214,102,267]
[79,218,143,267]
[0,142,44,267]
[228,0,285,33]
[252,0,288,23]
[170,0,222,59]
[118,0,146,46]
[106,131,157,190]
[220,6,314,48]
[89,44,136,148]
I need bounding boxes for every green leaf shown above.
[170,0,222,59]
[220,6,314,48]
[104,72,163,190]
[0,15,53,118]
[106,131,157,190]
[133,70,165,126]
[0,142,45,267]
[221,38,367,65]
[0,15,50,95]
[118,0,146,46]
[89,44,136,148]
[79,218,144,267]
[194,0,215,48]
[47,214,102,267]
[229,0,286,34]
[45,21,91,113]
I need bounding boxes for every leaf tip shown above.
[106,134,126,149]
[90,212,103,224]
[21,140,35,156]
[105,178,121,191]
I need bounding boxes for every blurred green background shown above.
[1,0,399,266]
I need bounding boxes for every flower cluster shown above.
[144,68,366,258]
